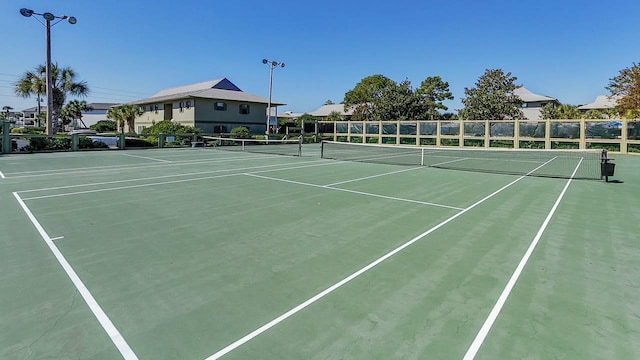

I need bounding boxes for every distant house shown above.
[578,95,619,112]
[21,103,119,128]
[513,87,560,120]
[309,104,354,120]
[128,78,284,134]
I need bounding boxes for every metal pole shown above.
[267,64,273,137]
[45,18,54,135]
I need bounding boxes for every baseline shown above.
[205,160,551,360]
[13,192,139,360]
[462,159,583,360]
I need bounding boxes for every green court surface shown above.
[1,146,639,359]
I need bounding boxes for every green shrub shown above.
[90,120,117,132]
[230,126,250,138]
[141,120,200,135]
[11,127,45,134]
[125,137,156,147]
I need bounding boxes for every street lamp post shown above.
[20,8,77,136]
[262,59,284,137]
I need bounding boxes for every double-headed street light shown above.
[262,59,284,136]
[20,8,77,135]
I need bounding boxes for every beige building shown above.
[129,78,284,134]
[578,95,619,112]
[513,87,560,120]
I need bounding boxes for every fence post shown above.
[2,121,10,154]
[71,134,79,151]
[118,133,125,150]
[158,133,165,148]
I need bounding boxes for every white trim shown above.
[12,192,139,360]
[0,169,5,179]
[462,159,582,360]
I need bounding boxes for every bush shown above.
[90,120,117,133]
[125,137,156,148]
[230,126,250,138]
[141,120,200,135]
[11,127,45,134]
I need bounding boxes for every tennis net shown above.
[321,141,602,180]
[203,136,302,157]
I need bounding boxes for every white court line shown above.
[205,158,557,360]
[51,236,64,241]
[0,169,5,179]
[245,173,464,211]
[324,167,423,187]
[19,160,340,200]
[13,192,138,360]
[462,158,583,360]
[120,153,172,163]
[4,154,273,178]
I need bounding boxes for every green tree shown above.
[416,76,454,120]
[459,69,524,120]
[607,62,640,119]
[323,99,335,105]
[539,103,581,119]
[343,74,395,121]
[325,111,344,122]
[582,109,608,119]
[372,79,423,121]
[14,64,89,133]
[1,106,12,121]
[61,100,93,128]
[107,104,144,133]
[297,113,317,127]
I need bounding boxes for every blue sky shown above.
[1,0,639,114]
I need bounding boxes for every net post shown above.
[321,140,325,159]
[298,135,302,157]
[241,139,245,151]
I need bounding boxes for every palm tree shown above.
[107,104,143,133]
[2,106,12,120]
[61,100,93,128]
[14,63,89,133]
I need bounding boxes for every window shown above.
[186,101,191,109]
[154,104,159,113]
[239,104,250,115]
[179,102,184,112]
[215,102,227,111]
[521,103,528,108]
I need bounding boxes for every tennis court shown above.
[1,143,639,359]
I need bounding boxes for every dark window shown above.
[215,102,227,111]
[186,101,191,109]
[239,104,250,115]
[179,102,184,112]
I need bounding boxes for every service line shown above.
[206,158,559,360]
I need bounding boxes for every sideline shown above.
[462,159,583,360]
[13,192,139,360]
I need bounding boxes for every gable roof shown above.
[309,104,354,117]
[513,87,557,103]
[129,78,284,106]
[578,95,619,110]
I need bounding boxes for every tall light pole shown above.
[262,59,284,137]
[20,8,77,136]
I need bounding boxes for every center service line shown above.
[13,192,139,360]
[462,158,583,360]
[205,158,558,360]
[0,169,5,179]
